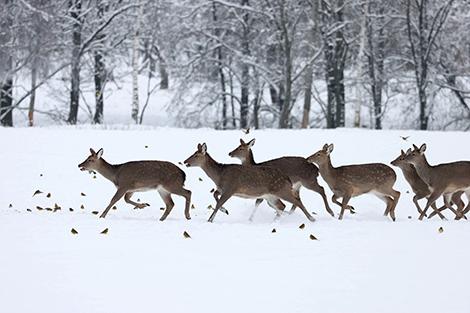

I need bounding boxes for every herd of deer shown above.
[78,140,470,223]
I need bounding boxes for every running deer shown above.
[228,138,333,220]
[391,149,464,219]
[78,148,191,221]
[184,143,315,222]
[307,144,400,221]
[402,144,470,220]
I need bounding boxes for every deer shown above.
[307,144,400,221]
[391,149,464,219]
[401,144,470,220]
[78,148,192,221]
[184,143,315,223]
[228,138,334,220]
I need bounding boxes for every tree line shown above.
[0,0,469,130]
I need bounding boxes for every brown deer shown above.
[228,138,334,220]
[391,149,464,219]
[402,144,470,220]
[78,148,191,221]
[184,143,315,222]
[307,144,400,221]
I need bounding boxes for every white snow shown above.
[1,127,469,313]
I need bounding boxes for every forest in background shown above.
[0,0,469,130]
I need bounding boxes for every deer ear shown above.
[197,143,202,151]
[90,148,96,155]
[400,149,405,156]
[96,148,103,159]
[322,144,329,151]
[326,144,334,154]
[419,143,427,154]
[406,148,412,155]
[240,138,246,145]
[201,143,207,154]
[247,138,256,148]
[412,144,419,151]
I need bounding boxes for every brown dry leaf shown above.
[183,231,191,239]
[271,228,276,233]
[71,228,78,235]
[309,234,318,240]
[80,192,86,196]
[69,208,74,212]
[91,211,99,215]
[32,190,43,197]
[299,223,305,229]
[100,228,109,234]
[36,206,44,211]
[46,193,51,198]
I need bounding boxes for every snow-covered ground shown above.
[1,127,469,313]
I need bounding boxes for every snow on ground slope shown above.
[0,127,469,313]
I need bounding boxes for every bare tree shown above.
[406,0,455,130]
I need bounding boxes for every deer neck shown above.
[96,159,119,185]
[200,153,224,185]
[317,157,336,185]
[411,156,433,185]
[244,150,256,165]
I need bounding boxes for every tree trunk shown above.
[131,4,144,124]
[159,60,169,89]
[211,1,227,129]
[0,77,13,127]
[93,0,106,124]
[93,50,105,123]
[67,0,82,125]
[239,0,250,129]
[28,65,37,126]
[301,64,313,128]
[321,0,347,129]
[229,66,236,128]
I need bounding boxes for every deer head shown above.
[78,148,104,173]
[184,143,208,167]
[307,143,334,166]
[228,138,255,161]
[402,144,427,166]
[390,148,412,167]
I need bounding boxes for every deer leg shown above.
[456,191,470,220]
[387,189,400,221]
[427,202,447,219]
[158,189,175,221]
[248,198,265,222]
[452,191,466,220]
[208,191,232,223]
[339,194,352,220]
[100,188,126,218]
[287,184,301,214]
[304,180,331,216]
[124,192,149,209]
[419,190,442,220]
[377,195,394,217]
[279,190,315,222]
[412,195,428,217]
[332,194,355,213]
[213,190,229,215]
[169,186,192,220]
[266,198,287,222]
